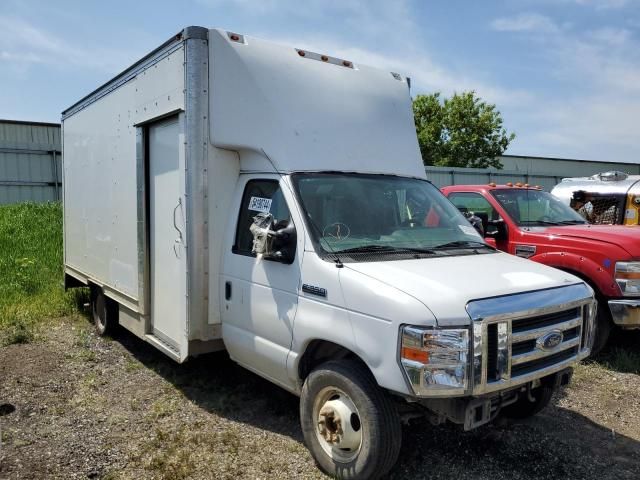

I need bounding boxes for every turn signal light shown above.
[401,346,429,363]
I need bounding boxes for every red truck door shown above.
[447,191,510,251]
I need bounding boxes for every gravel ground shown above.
[0,316,639,480]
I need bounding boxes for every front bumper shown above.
[609,299,640,329]
[420,369,573,430]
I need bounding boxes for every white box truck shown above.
[63,26,596,479]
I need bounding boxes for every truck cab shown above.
[442,183,640,353]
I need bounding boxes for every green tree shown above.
[413,91,515,169]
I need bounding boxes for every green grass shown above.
[0,202,86,346]
[598,347,640,375]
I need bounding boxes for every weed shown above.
[600,347,640,375]
[125,359,143,372]
[0,311,36,346]
[150,397,178,419]
[0,203,87,344]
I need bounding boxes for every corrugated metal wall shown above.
[426,155,640,189]
[0,119,61,204]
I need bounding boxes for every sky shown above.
[1,0,639,163]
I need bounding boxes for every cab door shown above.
[220,176,302,389]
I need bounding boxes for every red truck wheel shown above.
[591,300,612,355]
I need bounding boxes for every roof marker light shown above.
[515,182,523,187]
[227,32,245,43]
[295,49,354,68]
[506,182,513,187]
[489,182,496,187]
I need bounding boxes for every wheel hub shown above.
[315,393,362,455]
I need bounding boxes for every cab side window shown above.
[233,180,291,255]
[448,192,500,233]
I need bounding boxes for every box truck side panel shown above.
[63,39,192,360]
[207,29,425,179]
[63,80,139,300]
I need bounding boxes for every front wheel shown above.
[300,360,401,480]
[500,384,555,419]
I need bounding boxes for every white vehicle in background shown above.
[62,27,596,479]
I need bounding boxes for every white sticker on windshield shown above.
[459,224,481,237]
[248,196,272,213]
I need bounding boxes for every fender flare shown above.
[529,251,619,297]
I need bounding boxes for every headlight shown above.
[400,326,469,397]
[615,262,640,297]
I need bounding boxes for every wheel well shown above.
[557,268,603,298]
[298,340,366,382]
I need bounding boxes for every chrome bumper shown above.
[609,300,640,329]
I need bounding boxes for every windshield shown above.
[491,189,587,226]
[291,173,493,261]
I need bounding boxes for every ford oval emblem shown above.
[536,330,563,351]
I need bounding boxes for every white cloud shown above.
[573,0,631,10]
[491,13,559,33]
[0,16,138,73]
[588,27,632,46]
[491,11,640,161]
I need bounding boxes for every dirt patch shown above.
[1,317,639,479]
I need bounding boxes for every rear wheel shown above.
[500,384,555,419]
[90,287,118,336]
[300,360,401,480]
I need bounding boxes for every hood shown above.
[343,251,583,326]
[539,225,640,257]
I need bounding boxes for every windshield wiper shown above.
[432,240,495,250]
[335,245,436,254]
[521,220,586,226]
[521,220,563,226]
[555,220,587,225]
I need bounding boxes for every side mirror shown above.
[266,221,297,264]
[485,219,507,241]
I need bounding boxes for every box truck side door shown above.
[221,177,301,389]
[148,117,188,356]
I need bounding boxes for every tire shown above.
[90,288,118,336]
[591,299,612,356]
[500,384,555,419]
[299,360,401,480]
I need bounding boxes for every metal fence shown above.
[0,120,61,205]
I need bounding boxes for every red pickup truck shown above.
[441,183,640,353]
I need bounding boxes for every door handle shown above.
[225,281,232,301]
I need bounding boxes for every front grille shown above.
[511,346,579,377]
[511,307,580,333]
[467,284,595,395]
[509,307,583,381]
